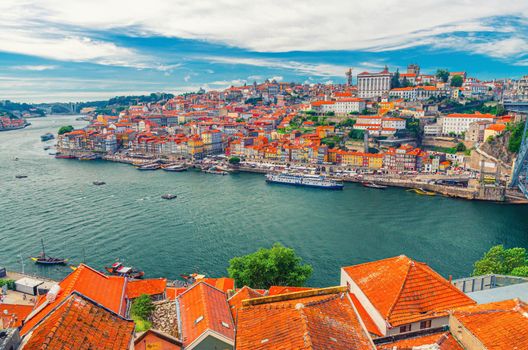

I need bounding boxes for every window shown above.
[399,324,412,333]
[420,320,432,329]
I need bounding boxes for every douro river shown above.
[1,115,527,285]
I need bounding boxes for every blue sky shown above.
[0,0,527,102]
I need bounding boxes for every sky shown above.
[1,0,528,103]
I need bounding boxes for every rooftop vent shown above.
[221,321,230,328]
[194,315,203,324]
[261,339,269,344]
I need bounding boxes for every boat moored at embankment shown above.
[266,172,344,190]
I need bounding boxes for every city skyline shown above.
[1,0,528,102]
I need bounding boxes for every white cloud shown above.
[2,0,526,53]
[11,65,57,71]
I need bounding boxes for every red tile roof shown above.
[21,264,127,335]
[227,286,263,319]
[0,303,34,328]
[349,293,382,337]
[451,298,528,349]
[342,255,475,327]
[377,331,463,350]
[20,292,134,350]
[236,287,375,350]
[126,278,166,299]
[199,277,235,293]
[178,282,234,348]
[166,287,187,301]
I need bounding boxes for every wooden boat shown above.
[407,188,436,196]
[137,163,161,171]
[78,154,97,161]
[362,182,387,189]
[93,181,106,186]
[105,262,144,279]
[30,239,68,265]
[162,164,188,172]
[15,175,28,179]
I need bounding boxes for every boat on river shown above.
[40,133,54,142]
[162,163,188,172]
[407,188,436,196]
[55,153,75,159]
[137,163,161,171]
[30,239,68,265]
[362,182,387,189]
[93,181,106,186]
[105,261,144,279]
[204,166,229,175]
[266,172,344,190]
[161,194,177,200]
[15,175,28,179]
[78,154,97,161]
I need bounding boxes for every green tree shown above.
[391,69,401,89]
[58,125,74,135]
[228,156,241,165]
[401,77,413,88]
[508,122,526,153]
[227,243,313,289]
[511,266,528,277]
[436,69,449,83]
[348,129,364,140]
[450,75,464,87]
[456,142,466,152]
[130,294,155,320]
[472,245,528,276]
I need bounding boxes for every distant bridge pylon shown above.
[507,102,528,197]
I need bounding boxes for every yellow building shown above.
[187,137,204,159]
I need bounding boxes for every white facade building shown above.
[357,68,392,99]
[441,113,495,135]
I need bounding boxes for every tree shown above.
[456,142,466,152]
[228,156,241,165]
[58,125,74,135]
[508,122,525,153]
[227,243,313,289]
[348,129,364,140]
[450,75,463,87]
[401,77,413,88]
[511,266,528,277]
[391,69,401,89]
[130,294,155,321]
[436,69,449,83]
[472,245,528,276]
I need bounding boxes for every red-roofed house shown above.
[235,287,376,350]
[177,282,235,350]
[19,292,134,350]
[341,255,475,337]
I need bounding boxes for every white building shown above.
[357,67,392,99]
[333,98,366,115]
[441,113,495,135]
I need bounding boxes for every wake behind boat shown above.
[266,172,343,190]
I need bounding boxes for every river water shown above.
[1,115,527,286]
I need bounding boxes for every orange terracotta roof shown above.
[451,299,528,350]
[377,331,463,350]
[166,287,187,301]
[178,282,234,348]
[21,264,126,335]
[486,123,506,132]
[199,277,235,293]
[349,293,382,337]
[342,255,475,327]
[228,286,263,319]
[267,286,314,296]
[0,303,34,328]
[126,278,166,299]
[236,288,375,350]
[21,292,134,350]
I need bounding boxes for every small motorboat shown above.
[362,182,387,189]
[161,194,177,200]
[204,166,228,175]
[15,175,28,179]
[40,133,54,142]
[93,181,106,186]
[78,154,97,161]
[55,153,75,159]
[105,261,144,279]
[30,239,68,265]
[43,146,52,151]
